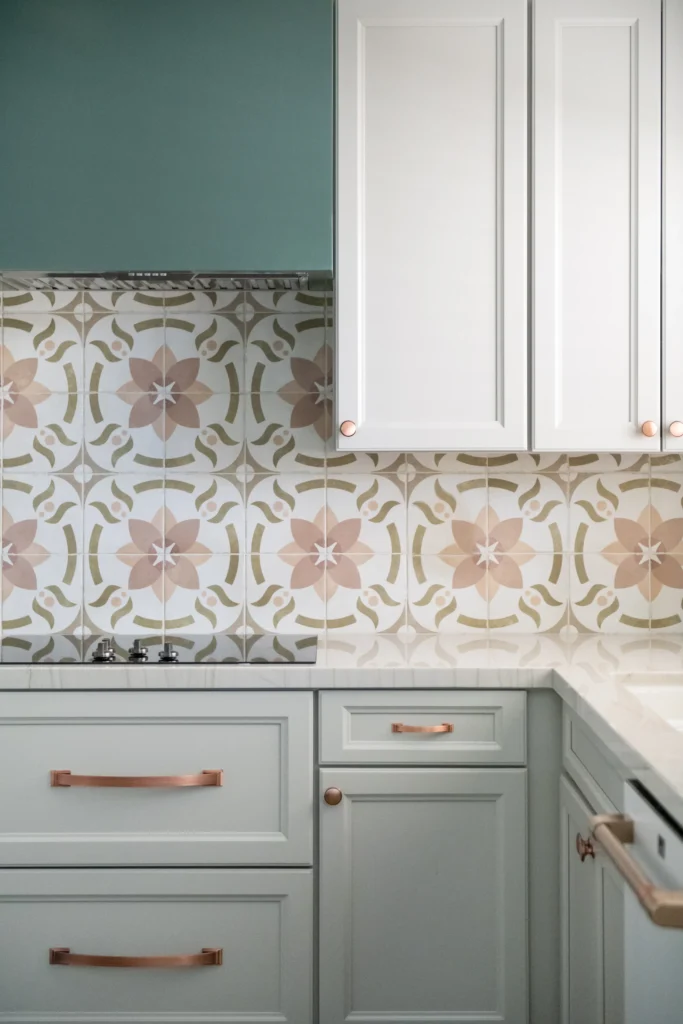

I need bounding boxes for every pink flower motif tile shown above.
[247,475,327,553]
[487,474,569,552]
[408,474,487,557]
[325,451,406,475]
[3,475,82,554]
[164,474,244,559]
[4,291,83,314]
[1,391,83,474]
[651,559,683,631]
[408,555,488,633]
[325,475,406,554]
[164,392,244,473]
[246,390,328,474]
[407,452,489,474]
[85,391,165,472]
[85,475,165,554]
[487,553,568,633]
[649,473,683,549]
[242,291,328,317]
[325,553,406,634]
[246,313,328,393]
[247,553,326,634]
[570,473,651,552]
[2,313,83,391]
[570,553,651,632]
[3,553,81,634]
[85,554,164,635]
[165,314,244,393]
[164,555,244,634]
[85,314,165,393]
[84,291,166,316]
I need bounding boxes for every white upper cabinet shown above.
[664,0,683,450]
[534,0,662,452]
[336,0,528,451]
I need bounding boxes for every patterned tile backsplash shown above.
[0,286,682,638]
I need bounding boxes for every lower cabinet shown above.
[0,868,313,1024]
[560,775,624,1024]
[319,767,529,1023]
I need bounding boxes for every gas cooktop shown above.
[0,634,317,665]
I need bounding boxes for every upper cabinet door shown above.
[336,0,527,451]
[664,0,683,450]
[0,0,332,272]
[534,0,662,452]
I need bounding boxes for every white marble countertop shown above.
[3,632,683,823]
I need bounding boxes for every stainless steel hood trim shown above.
[0,270,333,292]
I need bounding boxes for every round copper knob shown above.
[576,833,595,862]
[324,787,343,806]
[641,420,658,438]
[670,422,683,438]
[339,420,357,437]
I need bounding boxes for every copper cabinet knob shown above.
[670,422,683,438]
[641,420,658,437]
[324,787,343,806]
[339,420,357,437]
[576,833,595,862]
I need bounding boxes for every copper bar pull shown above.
[50,769,223,788]
[391,722,454,734]
[591,814,683,928]
[49,947,223,968]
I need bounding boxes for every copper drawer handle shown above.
[50,769,223,788]
[391,722,454,734]
[49,947,223,968]
[591,814,683,929]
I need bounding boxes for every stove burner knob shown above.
[128,639,149,663]
[92,639,115,664]
[159,642,179,664]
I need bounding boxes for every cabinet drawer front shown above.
[0,692,313,866]
[320,691,526,764]
[0,868,313,1024]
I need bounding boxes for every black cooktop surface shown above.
[0,634,317,665]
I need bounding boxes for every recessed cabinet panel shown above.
[336,0,527,451]
[319,768,528,1023]
[534,0,661,451]
[0,692,313,866]
[0,869,313,1024]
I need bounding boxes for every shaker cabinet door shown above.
[534,0,662,451]
[664,0,683,449]
[560,775,625,1024]
[335,0,527,451]
[319,767,528,1023]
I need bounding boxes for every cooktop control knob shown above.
[158,642,179,664]
[92,639,115,663]
[128,640,148,663]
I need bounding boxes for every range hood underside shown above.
[0,271,332,292]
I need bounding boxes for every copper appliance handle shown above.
[50,769,223,788]
[391,722,454,734]
[591,814,683,928]
[49,947,223,968]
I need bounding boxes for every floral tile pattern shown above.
[0,287,679,636]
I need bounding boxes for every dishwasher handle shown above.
[591,814,683,929]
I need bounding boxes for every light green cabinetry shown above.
[0,868,313,1023]
[559,776,625,1024]
[0,691,314,866]
[319,767,529,1023]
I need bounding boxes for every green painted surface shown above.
[0,0,333,271]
